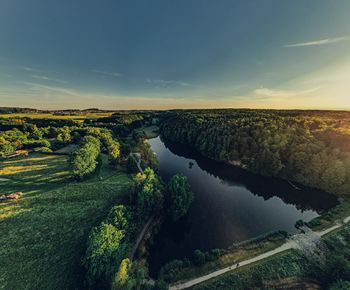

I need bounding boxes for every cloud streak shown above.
[31,74,68,84]
[145,79,191,88]
[90,69,122,77]
[23,82,78,96]
[253,86,322,98]
[283,36,349,48]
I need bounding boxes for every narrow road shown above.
[130,153,143,173]
[129,152,147,261]
[129,216,154,261]
[169,216,350,290]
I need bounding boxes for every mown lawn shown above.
[0,153,133,290]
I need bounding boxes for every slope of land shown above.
[0,153,132,290]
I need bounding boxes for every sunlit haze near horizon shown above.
[0,0,350,110]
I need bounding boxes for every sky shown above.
[0,0,350,110]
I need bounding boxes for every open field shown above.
[0,112,113,120]
[0,153,133,290]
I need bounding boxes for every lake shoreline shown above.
[146,136,338,276]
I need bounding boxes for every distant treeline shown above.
[161,109,350,195]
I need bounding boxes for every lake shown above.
[147,136,338,276]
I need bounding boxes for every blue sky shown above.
[0,0,350,109]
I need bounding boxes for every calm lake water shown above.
[147,136,338,276]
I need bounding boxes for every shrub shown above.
[158,260,184,282]
[193,249,206,266]
[34,146,53,153]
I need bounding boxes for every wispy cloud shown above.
[23,82,78,96]
[253,86,321,98]
[283,36,349,48]
[31,74,68,84]
[145,79,191,88]
[18,66,43,72]
[90,69,122,77]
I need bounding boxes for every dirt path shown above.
[169,216,350,290]
[129,216,154,261]
[130,153,143,173]
[128,152,147,261]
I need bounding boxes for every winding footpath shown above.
[169,216,350,290]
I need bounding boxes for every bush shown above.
[193,249,206,266]
[34,146,53,153]
[23,139,51,149]
[153,279,169,290]
[158,260,184,282]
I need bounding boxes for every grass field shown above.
[0,112,113,120]
[0,153,133,290]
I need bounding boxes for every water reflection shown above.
[147,136,338,276]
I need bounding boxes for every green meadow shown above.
[0,153,132,290]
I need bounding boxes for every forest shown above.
[0,109,192,290]
[1,108,350,290]
[161,109,350,195]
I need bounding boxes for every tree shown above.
[0,137,16,156]
[70,136,101,179]
[107,140,121,166]
[193,249,206,266]
[134,167,164,218]
[113,258,131,289]
[84,223,125,286]
[167,174,194,221]
[322,160,346,193]
[112,260,146,290]
[56,126,71,143]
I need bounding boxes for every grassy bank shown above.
[0,153,132,290]
[160,232,287,284]
[190,250,311,290]
[186,217,350,290]
[307,197,350,231]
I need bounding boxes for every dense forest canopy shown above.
[161,109,350,195]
